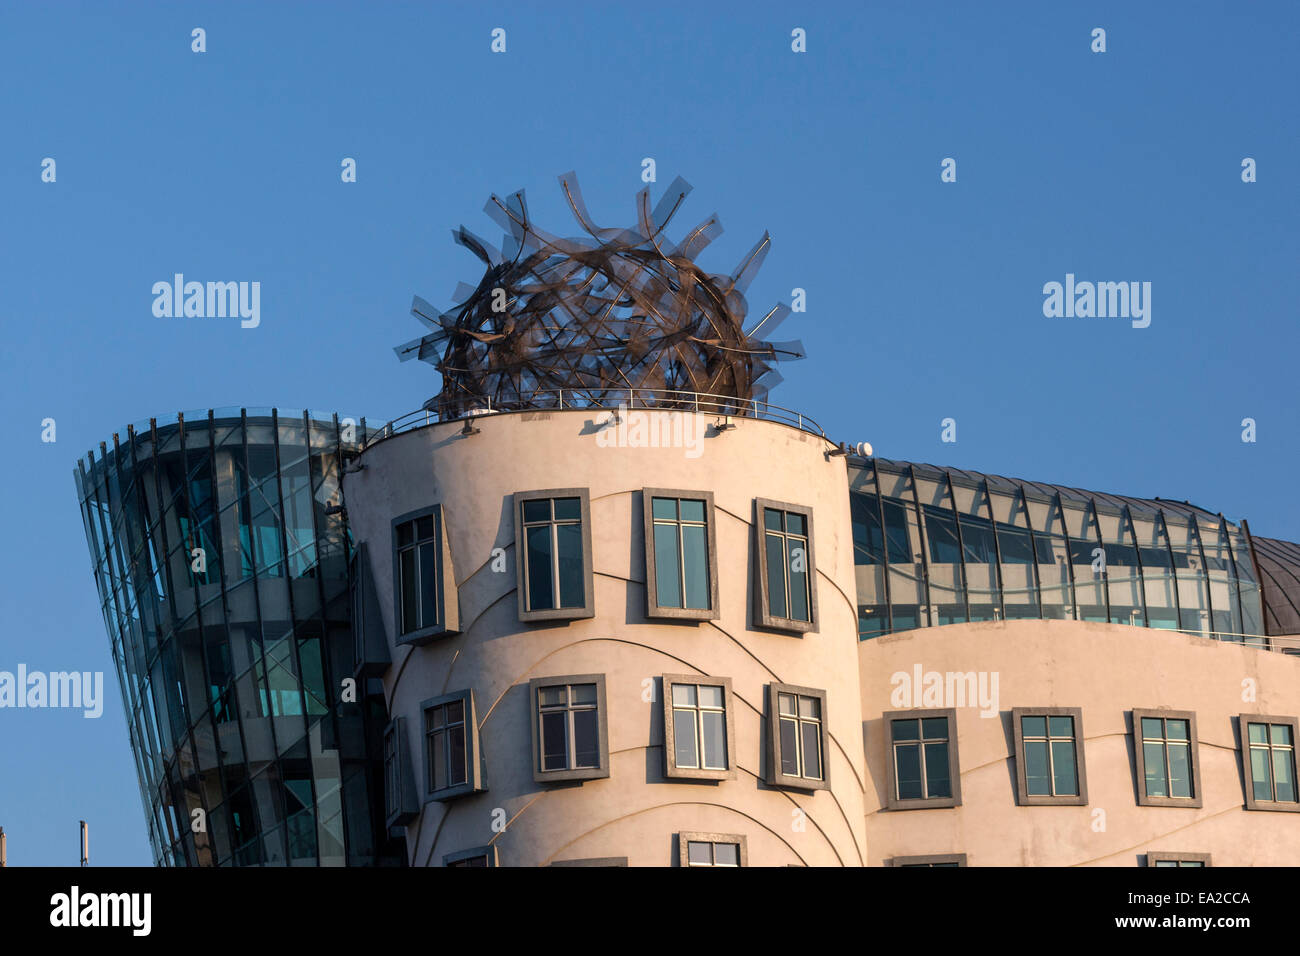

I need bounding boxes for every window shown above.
[550,857,629,867]
[529,675,609,782]
[884,709,962,810]
[392,505,458,645]
[643,490,718,620]
[678,832,747,867]
[443,845,498,867]
[1132,709,1203,808]
[889,854,967,867]
[421,690,485,802]
[1239,714,1300,812]
[662,675,735,781]
[1012,707,1088,806]
[754,498,817,633]
[382,717,419,828]
[515,489,594,622]
[766,683,830,790]
[1145,852,1211,867]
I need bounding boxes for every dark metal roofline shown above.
[861,455,1227,520]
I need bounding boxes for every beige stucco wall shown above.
[343,408,866,866]
[860,619,1300,865]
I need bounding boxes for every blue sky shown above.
[0,1,1295,865]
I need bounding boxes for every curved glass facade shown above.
[850,459,1266,646]
[74,409,402,866]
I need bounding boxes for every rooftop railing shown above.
[362,387,828,449]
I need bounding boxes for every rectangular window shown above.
[643,490,718,620]
[392,506,457,644]
[443,845,498,867]
[1239,715,1300,812]
[754,498,817,633]
[677,832,747,867]
[1146,852,1211,867]
[515,490,594,622]
[885,709,962,810]
[1012,707,1088,806]
[662,675,735,780]
[421,690,484,801]
[529,674,609,783]
[1132,709,1203,808]
[382,717,418,827]
[766,683,830,790]
[889,854,968,867]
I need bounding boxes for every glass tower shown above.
[74,408,402,866]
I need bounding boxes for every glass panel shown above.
[399,549,418,633]
[571,683,597,705]
[1250,748,1272,801]
[432,731,446,791]
[713,843,739,866]
[698,685,724,708]
[798,696,819,720]
[779,717,799,775]
[764,508,782,532]
[1049,715,1073,738]
[687,841,712,866]
[1141,717,1162,739]
[923,741,951,798]
[553,497,581,521]
[419,540,439,628]
[654,523,682,608]
[765,534,787,619]
[522,499,550,523]
[1022,715,1046,738]
[538,686,566,706]
[415,515,434,540]
[673,709,698,768]
[556,523,585,608]
[778,693,797,716]
[1143,742,1167,796]
[526,526,554,610]
[1273,724,1293,747]
[1166,719,1188,741]
[1051,740,1078,795]
[1248,723,1268,745]
[1025,740,1050,795]
[672,683,695,707]
[701,711,726,769]
[652,497,677,521]
[895,743,922,800]
[572,709,599,768]
[680,499,705,523]
[800,721,822,779]
[1273,750,1295,802]
[787,513,806,536]
[1168,743,1191,798]
[681,524,710,610]
[397,521,414,547]
[541,711,567,770]
[892,718,919,741]
[921,717,947,740]
[788,543,810,622]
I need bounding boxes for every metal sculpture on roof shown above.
[395,172,804,419]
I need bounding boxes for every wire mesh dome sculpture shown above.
[395,172,805,419]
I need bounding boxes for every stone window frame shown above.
[753,497,818,634]
[1144,851,1212,867]
[391,504,460,646]
[883,707,963,810]
[661,674,737,781]
[677,831,748,867]
[1237,713,1300,813]
[419,688,486,803]
[642,489,719,621]
[514,488,596,623]
[1011,706,1089,806]
[888,853,968,867]
[1132,708,1203,809]
[528,673,611,783]
[766,682,831,791]
[443,844,499,867]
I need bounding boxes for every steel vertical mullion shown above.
[1190,514,1215,638]
[1219,514,1246,642]
[941,471,971,624]
[1016,486,1044,617]
[1157,510,1182,632]
[1124,505,1149,629]
[907,466,933,628]
[1055,493,1080,620]
[872,468,894,635]
[981,479,1007,620]
[1087,499,1110,624]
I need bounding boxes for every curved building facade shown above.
[77,398,1300,866]
[74,409,403,866]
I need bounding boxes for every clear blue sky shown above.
[0,1,1295,865]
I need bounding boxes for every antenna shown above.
[80,820,88,867]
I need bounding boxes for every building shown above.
[77,395,1300,866]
